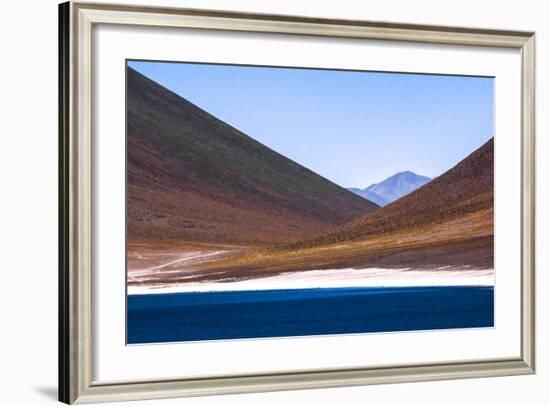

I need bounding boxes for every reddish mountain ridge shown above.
[127,67,378,246]
[300,137,494,248]
[152,138,495,284]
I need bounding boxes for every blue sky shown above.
[128,60,494,188]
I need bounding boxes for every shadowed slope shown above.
[301,137,493,248]
[127,67,378,246]
[172,138,494,282]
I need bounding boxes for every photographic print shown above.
[126,61,494,344]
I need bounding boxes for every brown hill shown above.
[127,67,378,246]
[174,138,494,283]
[293,137,494,249]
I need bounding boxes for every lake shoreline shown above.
[127,267,494,295]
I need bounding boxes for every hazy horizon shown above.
[128,60,494,188]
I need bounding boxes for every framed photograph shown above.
[59,1,535,404]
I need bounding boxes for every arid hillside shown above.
[127,67,378,246]
[129,138,494,286]
[293,137,493,249]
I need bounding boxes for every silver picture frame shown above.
[59,1,536,403]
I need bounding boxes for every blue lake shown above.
[127,286,494,344]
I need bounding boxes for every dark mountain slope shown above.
[310,137,493,246]
[127,67,378,245]
[181,138,494,281]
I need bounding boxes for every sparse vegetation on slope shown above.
[127,67,378,246]
[129,139,493,286]
[294,138,493,249]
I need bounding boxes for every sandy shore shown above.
[128,267,494,295]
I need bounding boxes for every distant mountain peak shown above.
[348,171,431,206]
[394,170,416,176]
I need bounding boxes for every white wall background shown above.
[0,0,547,405]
